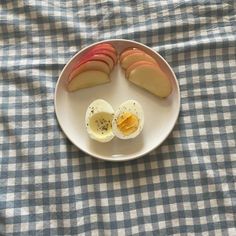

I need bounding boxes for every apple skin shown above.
[125,60,158,78]
[72,52,114,71]
[82,43,117,64]
[121,52,157,69]
[89,48,117,64]
[68,60,110,82]
[67,70,110,92]
[71,43,117,72]
[91,43,117,55]
[128,64,172,98]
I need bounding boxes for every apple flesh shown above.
[120,47,143,62]
[68,60,110,82]
[121,52,157,69]
[67,70,110,92]
[125,60,158,78]
[128,64,172,98]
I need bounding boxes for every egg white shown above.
[112,100,144,139]
[85,99,115,142]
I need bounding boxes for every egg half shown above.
[85,99,115,142]
[112,100,144,139]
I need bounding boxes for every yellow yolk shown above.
[116,112,139,136]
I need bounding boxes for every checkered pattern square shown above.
[0,0,236,235]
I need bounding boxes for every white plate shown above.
[54,39,180,162]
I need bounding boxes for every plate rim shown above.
[54,39,181,162]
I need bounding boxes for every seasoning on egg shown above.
[85,99,115,143]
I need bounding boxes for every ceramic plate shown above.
[54,39,180,161]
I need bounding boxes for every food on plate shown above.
[119,47,143,62]
[85,99,115,143]
[92,43,117,54]
[112,100,144,139]
[125,60,158,78]
[120,51,157,69]
[68,61,110,81]
[89,48,117,64]
[67,43,172,98]
[67,43,117,92]
[120,47,172,98]
[128,64,172,98]
[67,70,110,92]
[73,53,114,71]
[85,99,144,142]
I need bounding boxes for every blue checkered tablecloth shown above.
[0,0,236,235]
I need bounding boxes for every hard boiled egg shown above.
[85,99,114,142]
[112,100,144,139]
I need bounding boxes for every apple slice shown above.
[89,48,117,64]
[67,70,110,92]
[120,48,143,62]
[125,60,158,78]
[128,64,172,98]
[74,53,114,71]
[89,54,114,70]
[121,52,157,69]
[68,60,110,82]
[92,43,117,54]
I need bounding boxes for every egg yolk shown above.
[116,112,139,136]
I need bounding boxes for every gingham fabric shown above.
[0,0,236,235]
